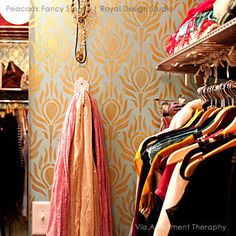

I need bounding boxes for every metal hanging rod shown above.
[0,88,28,91]
[154,98,175,102]
[0,39,29,43]
[0,100,29,103]
[0,88,26,92]
[197,80,236,107]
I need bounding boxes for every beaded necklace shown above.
[71,0,91,63]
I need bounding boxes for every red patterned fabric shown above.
[166,0,216,55]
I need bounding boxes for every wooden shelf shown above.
[0,26,29,41]
[0,88,28,101]
[156,18,236,76]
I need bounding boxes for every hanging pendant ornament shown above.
[71,0,92,64]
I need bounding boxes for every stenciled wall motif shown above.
[27,0,199,235]
[0,42,29,73]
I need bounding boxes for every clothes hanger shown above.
[176,135,236,183]
[184,138,236,177]
[200,105,235,136]
[222,81,231,106]
[223,116,236,133]
[198,85,208,109]
[224,80,235,106]
[215,81,236,134]
[229,80,236,105]
[195,86,219,126]
[139,99,204,157]
[194,107,220,127]
[200,81,236,134]
[167,114,236,166]
[167,81,236,165]
[166,142,200,165]
[194,84,219,126]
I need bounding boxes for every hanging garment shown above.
[47,91,112,236]
[21,133,28,217]
[47,95,78,236]
[130,101,202,236]
[227,149,236,236]
[68,92,99,236]
[0,112,25,236]
[90,95,113,236]
[2,61,24,88]
[153,133,236,236]
[131,83,236,236]
[153,139,224,236]
[138,112,217,217]
[153,162,189,236]
[140,105,235,219]
[167,146,235,236]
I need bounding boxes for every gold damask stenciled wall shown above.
[28,0,198,235]
[1,42,29,73]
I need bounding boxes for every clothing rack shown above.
[0,40,29,44]
[0,100,29,111]
[0,100,29,103]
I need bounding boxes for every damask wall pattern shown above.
[28,0,198,235]
[0,42,29,73]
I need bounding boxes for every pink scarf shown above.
[47,94,78,236]
[47,92,112,236]
[90,95,113,236]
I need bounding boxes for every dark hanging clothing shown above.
[167,147,236,236]
[0,113,24,236]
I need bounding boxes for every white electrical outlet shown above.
[32,201,50,235]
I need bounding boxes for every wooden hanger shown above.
[166,142,200,165]
[185,138,236,177]
[194,107,220,127]
[201,106,235,136]
[222,115,236,133]
[168,111,236,165]
[166,106,233,165]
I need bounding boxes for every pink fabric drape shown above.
[47,91,112,236]
[47,94,78,236]
[68,92,100,236]
[90,95,113,236]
